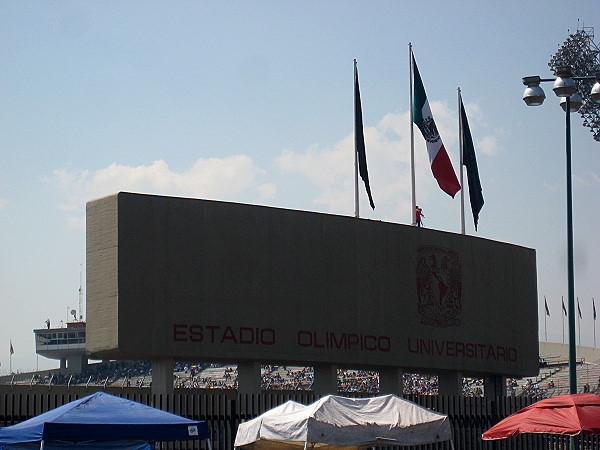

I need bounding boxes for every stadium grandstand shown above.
[2,341,600,398]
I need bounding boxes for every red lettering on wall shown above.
[407,338,518,362]
[206,326,220,343]
[347,334,359,349]
[378,336,391,352]
[296,330,391,352]
[496,346,506,361]
[260,329,275,345]
[173,324,187,342]
[172,324,276,345]
[239,327,254,344]
[189,325,203,342]
[435,340,445,355]
[331,333,346,349]
[298,331,312,347]
[314,331,325,349]
[364,335,376,351]
[221,326,237,344]
[466,343,475,358]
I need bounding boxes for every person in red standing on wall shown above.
[415,206,425,227]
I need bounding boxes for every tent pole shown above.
[450,440,455,450]
[303,442,308,450]
[207,439,214,450]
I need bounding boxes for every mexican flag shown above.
[412,55,460,197]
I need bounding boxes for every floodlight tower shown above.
[549,28,600,140]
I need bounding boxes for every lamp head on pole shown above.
[560,91,583,112]
[522,76,546,106]
[591,73,600,104]
[552,66,577,97]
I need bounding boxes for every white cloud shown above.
[477,135,501,156]
[67,216,85,230]
[0,198,7,209]
[256,183,277,202]
[462,102,483,119]
[52,155,269,215]
[575,171,600,187]
[50,103,498,229]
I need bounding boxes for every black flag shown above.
[354,60,375,210]
[459,97,484,229]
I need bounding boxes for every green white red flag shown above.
[411,54,460,197]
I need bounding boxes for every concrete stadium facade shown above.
[86,192,539,396]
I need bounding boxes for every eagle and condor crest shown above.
[416,246,462,327]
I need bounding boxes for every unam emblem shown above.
[422,116,440,143]
[416,246,462,327]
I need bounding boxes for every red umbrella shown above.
[482,393,600,440]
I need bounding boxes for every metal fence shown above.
[1,387,599,449]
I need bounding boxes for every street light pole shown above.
[564,94,577,395]
[522,70,600,398]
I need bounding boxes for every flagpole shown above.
[354,59,360,218]
[562,296,565,344]
[592,297,596,348]
[545,306,547,342]
[458,88,465,234]
[594,298,596,347]
[544,296,547,342]
[577,297,581,345]
[409,43,416,226]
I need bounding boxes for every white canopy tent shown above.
[234,394,454,449]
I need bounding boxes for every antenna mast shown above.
[78,265,83,321]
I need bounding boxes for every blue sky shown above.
[1,1,599,372]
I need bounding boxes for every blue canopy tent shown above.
[0,392,211,450]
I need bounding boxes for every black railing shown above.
[2,388,600,449]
